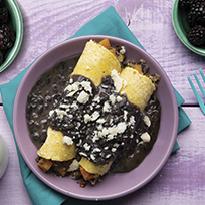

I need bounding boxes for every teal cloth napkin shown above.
[0,6,191,205]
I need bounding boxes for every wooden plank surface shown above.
[0,0,204,105]
[0,106,204,205]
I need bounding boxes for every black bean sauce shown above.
[111,95,160,173]
[26,57,79,148]
[26,56,161,172]
[49,75,143,165]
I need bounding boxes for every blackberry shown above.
[0,24,15,50]
[0,51,3,64]
[196,0,205,3]
[0,0,3,7]
[179,0,194,10]
[188,1,205,26]
[0,7,8,23]
[187,25,205,46]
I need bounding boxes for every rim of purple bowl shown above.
[13,35,178,201]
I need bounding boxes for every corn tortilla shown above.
[79,157,112,176]
[120,66,156,111]
[37,127,76,161]
[72,40,121,86]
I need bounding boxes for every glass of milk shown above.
[0,135,8,178]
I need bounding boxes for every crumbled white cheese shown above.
[96,118,106,124]
[97,124,103,130]
[111,69,123,92]
[140,132,151,143]
[90,154,95,161]
[84,111,100,123]
[109,94,116,105]
[94,122,127,141]
[72,82,79,91]
[63,136,73,145]
[117,122,127,133]
[68,114,73,118]
[77,91,89,103]
[92,135,99,142]
[64,84,73,92]
[116,95,123,102]
[124,110,128,121]
[69,78,73,83]
[92,148,101,152]
[106,154,111,159]
[114,143,119,148]
[144,115,151,127]
[64,81,92,98]
[97,128,109,137]
[91,111,100,121]
[103,101,111,112]
[80,81,92,93]
[84,114,92,123]
[55,109,67,119]
[129,116,135,126]
[64,81,80,92]
[76,139,82,146]
[138,141,144,146]
[93,96,100,102]
[112,148,117,152]
[107,135,114,140]
[129,154,134,159]
[83,143,91,151]
[79,152,87,157]
[70,101,78,109]
[67,159,79,172]
[49,110,54,117]
[120,46,126,54]
[59,104,70,110]
[101,84,109,89]
[66,90,77,97]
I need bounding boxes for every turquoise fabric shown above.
[0,6,191,205]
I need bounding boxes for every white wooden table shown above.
[0,0,205,204]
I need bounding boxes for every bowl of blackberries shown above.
[172,0,205,56]
[0,0,23,72]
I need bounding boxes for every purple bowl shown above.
[13,35,178,201]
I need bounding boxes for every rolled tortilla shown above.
[120,67,156,111]
[37,40,120,163]
[71,40,119,175]
[37,127,76,161]
[72,40,121,86]
[79,157,112,176]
